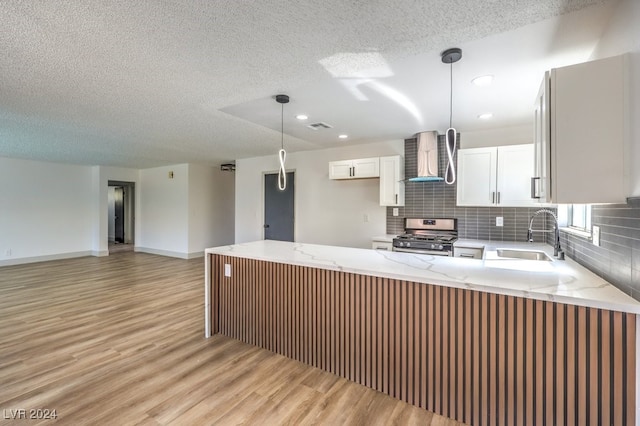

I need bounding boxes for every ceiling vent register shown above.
[307,122,333,130]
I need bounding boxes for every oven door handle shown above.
[392,247,452,256]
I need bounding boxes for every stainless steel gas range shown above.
[392,218,458,256]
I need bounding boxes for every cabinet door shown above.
[533,73,551,202]
[456,147,497,206]
[329,160,354,179]
[551,55,626,203]
[496,145,538,206]
[379,155,404,206]
[353,157,380,178]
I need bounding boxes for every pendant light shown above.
[275,94,289,191]
[441,48,461,185]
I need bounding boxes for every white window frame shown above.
[558,204,592,239]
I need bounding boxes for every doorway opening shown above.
[264,172,294,242]
[108,180,135,253]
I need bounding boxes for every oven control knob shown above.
[406,242,411,247]
[399,242,404,247]
[438,244,443,250]
[430,243,435,249]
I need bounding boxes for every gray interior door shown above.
[264,172,294,241]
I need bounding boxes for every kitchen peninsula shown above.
[205,240,638,425]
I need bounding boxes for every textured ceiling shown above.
[0,0,615,168]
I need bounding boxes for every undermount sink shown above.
[496,249,552,261]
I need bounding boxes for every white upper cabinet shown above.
[379,155,404,206]
[328,160,353,179]
[329,157,380,180]
[533,54,629,204]
[457,147,497,206]
[457,144,537,207]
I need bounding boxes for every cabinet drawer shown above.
[372,241,393,251]
[454,246,484,259]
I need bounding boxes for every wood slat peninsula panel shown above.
[209,254,637,425]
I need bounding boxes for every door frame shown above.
[262,169,296,241]
[107,180,135,246]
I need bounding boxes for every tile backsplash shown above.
[386,136,554,243]
[387,135,640,302]
[560,199,640,300]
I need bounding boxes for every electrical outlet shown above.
[224,263,231,277]
[363,214,369,223]
[392,208,399,217]
[496,217,503,227]
[592,226,600,246]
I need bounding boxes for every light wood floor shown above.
[0,252,462,425]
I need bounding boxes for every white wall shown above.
[188,164,235,254]
[0,157,94,265]
[235,140,403,249]
[138,163,235,258]
[138,164,189,257]
[590,0,640,196]
[0,158,234,264]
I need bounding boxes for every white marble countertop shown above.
[205,240,640,314]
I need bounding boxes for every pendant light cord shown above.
[449,61,453,129]
[281,103,284,150]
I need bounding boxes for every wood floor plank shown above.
[0,252,456,425]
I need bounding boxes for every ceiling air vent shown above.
[307,122,333,130]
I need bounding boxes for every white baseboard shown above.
[134,246,203,259]
[93,250,109,257]
[0,251,94,267]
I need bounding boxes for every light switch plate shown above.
[592,226,600,246]
[496,216,504,227]
[224,263,231,277]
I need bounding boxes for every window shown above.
[569,204,591,231]
[558,204,592,237]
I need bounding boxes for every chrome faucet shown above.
[527,208,563,259]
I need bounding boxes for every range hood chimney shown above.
[405,131,443,182]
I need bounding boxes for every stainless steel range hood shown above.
[405,131,443,182]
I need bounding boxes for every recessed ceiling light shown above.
[472,75,494,87]
[296,114,308,120]
[478,113,493,120]
[338,134,348,139]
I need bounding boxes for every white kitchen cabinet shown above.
[532,54,629,204]
[533,72,550,203]
[379,155,404,206]
[329,157,380,180]
[457,144,537,207]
